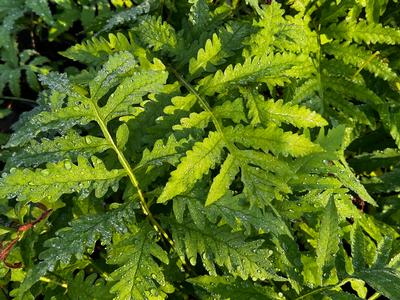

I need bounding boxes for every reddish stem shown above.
[0,208,52,267]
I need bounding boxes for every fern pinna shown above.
[1,0,400,299]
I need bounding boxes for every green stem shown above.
[0,96,36,104]
[368,292,381,300]
[351,51,380,81]
[40,276,68,289]
[84,254,110,280]
[295,278,352,300]
[168,67,237,155]
[315,25,325,115]
[90,101,175,249]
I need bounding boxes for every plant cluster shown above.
[0,0,400,299]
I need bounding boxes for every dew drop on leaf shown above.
[64,160,72,170]
[41,169,50,175]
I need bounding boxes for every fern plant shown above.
[1,0,400,299]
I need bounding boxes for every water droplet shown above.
[41,169,50,175]
[85,136,92,144]
[64,161,72,170]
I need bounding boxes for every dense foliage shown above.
[1,0,400,299]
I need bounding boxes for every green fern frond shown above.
[214,98,247,123]
[324,76,384,106]
[158,131,224,203]
[241,89,327,128]
[372,237,393,269]
[318,0,355,26]
[323,41,398,81]
[173,111,212,131]
[354,268,400,300]
[163,94,197,115]
[168,218,279,281]
[188,0,211,34]
[174,98,246,131]
[247,2,317,56]
[206,154,239,206]
[188,21,253,78]
[89,51,138,100]
[365,0,389,24]
[25,0,52,25]
[66,271,112,300]
[97,68,168,122]
[224,125,322,157]
[325,20,400,44]
[12,203,135,298]
[133,15,177,52]
[206,194,292,236]
[188,275,283,300]
[0,156,126,204]
[99,0,152,33]
[173,164,292,229]
[244,0,263,15]
[6,52,166,147]
[350,223,400,300]
[292,78,320,104]
[0,63,21,96]
[60,32,138,65]
[378,104,400,148]
[48,203,134,263]
[107,222,173,300]
[5,106,93,148]
[316,197,339,283]
[199,53,311,96]
[241,163,291,207]
[189,33,226,77]
[137,134,187,170]
[5,131,110,169]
